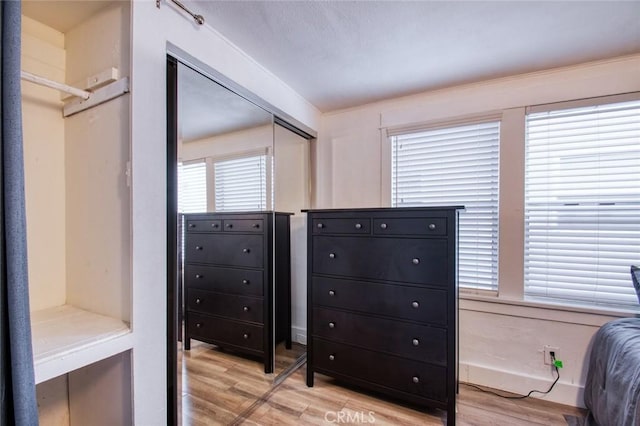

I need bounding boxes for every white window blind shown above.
[214,155,267,211]
[178,161,207,213]
[524,98,640,308]
[391,121,500,290]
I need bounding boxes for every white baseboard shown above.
[292,326,307,345]
[460,362,585,408]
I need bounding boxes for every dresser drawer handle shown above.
[355,223,362,229]
[242,279,250,285]
[195,274,203,279]
[243,306,249,312]
[329,354,335,361]
[195,323,202,328]
[195,298,202,305]
[317,223,324,229]
[243,248,251,253]
[411,301,420,308]
[328,322,336,329]
[328,290,335,296]
[412,338,420,346]
[188,223,196,228]
[252,223,260,228]
[428,223,436,230]
[211,223,219,228]
[412,258,420,265]
[412,376,420,384]
[195,246,203,251]
[380,223,387,229]
[243,333,250,339]
[226,223,233,229]
[329,253,336,259]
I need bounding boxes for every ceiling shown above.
[188,0,640,112]
[178,63,272,141]
[22,1,113,33]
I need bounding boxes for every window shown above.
[524,98,640,308]
[177,160,207,213]
[391,120,500,290]
[177,160,207,264]
[214,154,267,211]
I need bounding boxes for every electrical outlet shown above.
[543,345,559,365]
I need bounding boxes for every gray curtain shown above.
[1,0,39,424]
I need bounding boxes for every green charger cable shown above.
[464,352,562,400]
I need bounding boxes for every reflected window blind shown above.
[524,99,640,308]
[391,121,500,290]
[178,161,207,213]
[214,155,267,211]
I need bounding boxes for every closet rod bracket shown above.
[63,78,129,118]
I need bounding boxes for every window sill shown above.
[459,291,639,326]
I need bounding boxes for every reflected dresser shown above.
[183,211,291,373]
[305,207,462,425]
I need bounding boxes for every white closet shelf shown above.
[32,304,133,384]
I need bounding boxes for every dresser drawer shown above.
[186,289,263,323]
[185,234,263,268]
[223,218,264,233]
[187,313,263,352]
[313,308,446,365]
[312,218,371,235]
[373,217,446,236]
[312,236,448,286]
[184,265,263,296]
[185,218,222,232]
[312,277,447,325]
[313,338,446,402]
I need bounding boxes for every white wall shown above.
[64,3,131,322]
[179,124,272,162]
[316,54,640,407]
[21,17,71,425]
[22,16,67,311]
[36,376,70,425]
[130,2,321,422]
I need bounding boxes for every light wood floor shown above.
[179,340,306,426]
[180,344,586,426]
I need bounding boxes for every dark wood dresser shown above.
[183,211,291,373]
[305,207,461,425]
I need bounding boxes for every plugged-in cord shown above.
[462,353,561,400]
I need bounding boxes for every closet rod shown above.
[21,71,91,100]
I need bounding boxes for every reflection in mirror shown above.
[273,123,311,374]
[175,61,278,424]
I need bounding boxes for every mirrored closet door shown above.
[169,58,310,425]
[273,123,311,374]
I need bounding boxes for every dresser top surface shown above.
[302,206,464,214]
[182,211,293,217]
